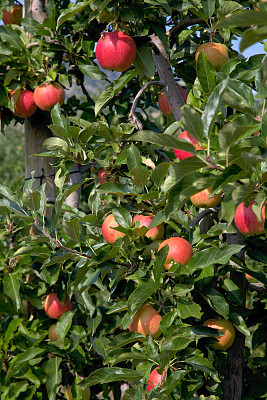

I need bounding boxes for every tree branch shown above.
[129,81,164,129]
[190,207,220,228]
[166,18,203,37]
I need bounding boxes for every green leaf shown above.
[78,62,107,80]
[3,274,21,311]
[151,162,170,188]
[131,131,196,153]
[176,298,203,319]
[186,245,244,275]
[107,331,146,350]
[240,26,267,52]
[95,69,137,116]
[202,287,229,318]
[134,46,155,78]
[56,0,93,28]
[160,370,187,395]
[7,381,28,400]
[185,354,218,376]
[201,0,216,18]
[202,77,229,138]
[127,143,142,170]
[153,245,169,282]
[42,137,69,155]
[22,190,40,212]
[51,103,69,132]
[6,347,45,382]
[112,207,132,229]
[56,311,74,339]
[216,10,267,29]
[222,279,244,306]
[180,106,204,142]
[230,312,250,336]
[80,367,143,387]
[45,357,62,400]
[127,281,161,317]
[161,335,193,352]
[63,217,82,243]
[130,167,148,189]
[196,47,216,93]
[4,317,23,352]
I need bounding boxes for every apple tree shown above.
[0,0,266,399]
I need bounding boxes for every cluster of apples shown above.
[10,82,65,119]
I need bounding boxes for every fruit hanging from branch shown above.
[158,237,193,270]
[195,42,228,71]
[95,30,137,72]
[147,367,167,393]
[174,131,202,161]
[190,187,222,208]
[44,293,73,319]
[128,303,162,339]
[10,89,37,118]
[203,319,235,350]
[2,3,22,25]
[132,214,164,241]
[33,82,65,111]
[102,213,126,244]
[158,86,188,116]
[234,200,266,235]
[48,323,59,341]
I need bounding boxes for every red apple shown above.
[102,213,125,244]
[98,168,108,184]
[48,323,58,341]
[174,131,201,161]
[148,367,167,393]
[33,82,65,111]
[190,187,222,208]
[95,31,137,72]
[234,201,266,235]
[10,89,37,118]
[203,319,235,350]
[158,86,188,116]
[3,4,22,25]
[132,215,164,241]
[129,304,162,339]
[44,293,73,319]
[158,237,193,270]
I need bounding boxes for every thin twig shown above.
[166,18,204,37]
[80,80,92,103]
[190,207,220,227]
[129,81,164,129]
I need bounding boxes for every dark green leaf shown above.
[202,287,229,318]
[46,357,62,400]
[80,367,143,387]
[196,49,216,93]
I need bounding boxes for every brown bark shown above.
[150,34,185,121]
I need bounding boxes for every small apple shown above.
[234,201,266,235]
[147,367,167,393]
[195,42,228,71]
[132,215,164,241]
[48,323,58,341]
[10,89,37,118]
[158,237,193,270]
[34,82,65,111]
[128,304,162,339]
[98,168,108,184]
[174,131,201,161]
[102,213,125,244]
[190,187,222,208]
[253,115,262,136]
[44,293,73,319]
[96,30,137,72]
[203,319,235,350]
[3,4,22,25]
[158,86,188,116]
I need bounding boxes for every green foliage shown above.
[0,0,266,399]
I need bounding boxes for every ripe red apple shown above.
[102,213,125,244]
[95,30,137,72]
[147,367,167,393]
[234,201,266,235]
[44,293,73,319]
[48,323,58,341]
[174,131,201,161]
[33,82,65,111]
[158,86,188,116]
[158,237,193,270]
[203,319,235,350]
[195,42,229,71]
[10,89,37,118]
[3,4,22,25]
[98,168,108,184]
[128,304,162,339]
[132,215,164,241]
[190,187,222,208]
